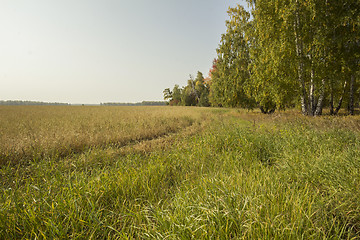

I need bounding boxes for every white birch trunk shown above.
[314,78,325,116]
[294,1,308,115]
[309,59,315,116]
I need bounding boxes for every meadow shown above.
[1,106,360,239]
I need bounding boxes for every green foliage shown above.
[248,0,298,111]
[164,1,359,114]
[247,0,360,115]
[163,72,210,107]
[169,84,182,106]
[163,88,172,101]
[209,5,256,109]
[205,1,359,115]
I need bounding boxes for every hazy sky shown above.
[1,0,248,104]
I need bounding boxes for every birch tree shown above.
[247,0,359,116]
[247,0,298,113]
[210,5,256,109]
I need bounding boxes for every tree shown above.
[247,0,298,113]
[210,5,256,109]
[163,72,210,107]
[164,0,359,115]
[195,71,210,107]
[247,0,359,116]
[163,88,172,102]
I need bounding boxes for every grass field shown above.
[1,106,360,239]
[0,106,210,165]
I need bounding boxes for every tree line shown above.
[0,100,70,106]
[101,101,166,106]
[164,0,359,115]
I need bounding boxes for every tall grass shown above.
[0,106,209,165]
[1,108,360,239]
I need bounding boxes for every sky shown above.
[1,0,248,104]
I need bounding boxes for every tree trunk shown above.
[349,74,355,115]
[314,78,325,116]
[334,80,347,115]
[309,60,315,116]
[260,106,276,114]
[330,83,334,115]
[260,106,266,114]
[294,1,308,115]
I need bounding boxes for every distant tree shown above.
[163,71,210,107]
[163,84,183,106]
[181,76,198,106]
[195,71,210,107]
[0,100,70,106]
[169,84,182,106]
[163,88,172,104]
[102,101,166,106]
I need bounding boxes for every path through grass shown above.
[1,107,360,239]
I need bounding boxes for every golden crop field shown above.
[0,106,210,165]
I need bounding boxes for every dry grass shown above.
[0,106,211,165]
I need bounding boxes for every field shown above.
[0,106,209,165]
[1,106,360,239]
